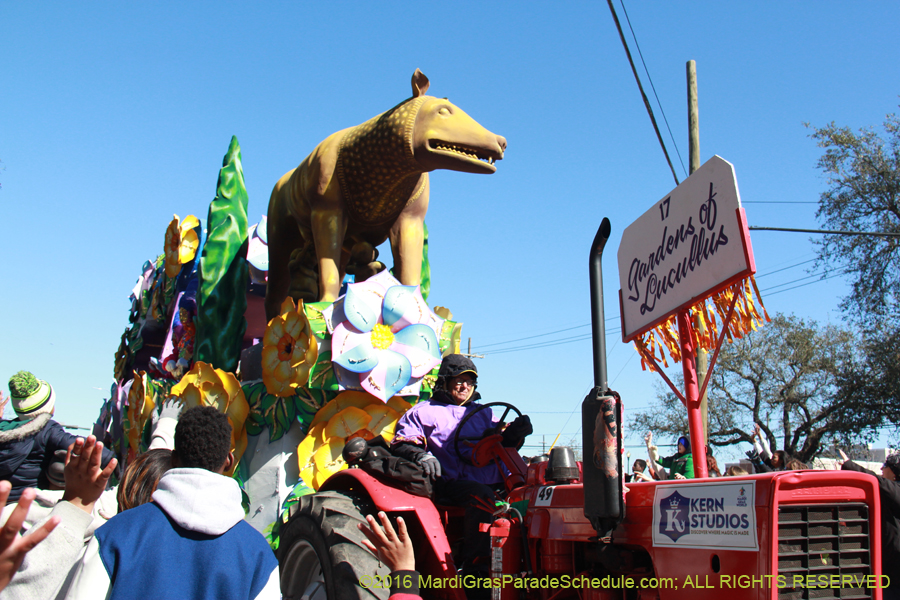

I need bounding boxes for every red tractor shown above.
[277,220,886,600]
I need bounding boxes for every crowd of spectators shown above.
[2,369,896,600]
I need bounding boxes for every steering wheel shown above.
[453,402,522,466]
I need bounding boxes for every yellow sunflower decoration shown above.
[170,362,250,476]
[262,297,318,397]
[296,391,412,489]
[125,371,156,455]
[164,214,200,278]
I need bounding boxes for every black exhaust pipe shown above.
[582,218,625,538]
[589,218,611,392]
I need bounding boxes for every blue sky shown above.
[2,2,898,463]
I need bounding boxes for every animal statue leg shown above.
[266,191,308,321]
[389,181,429,287]
[310,207,348,302]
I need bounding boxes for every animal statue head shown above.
[408,70,507,174]
[265,69,508,314]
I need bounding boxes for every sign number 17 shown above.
[659,197,670,221]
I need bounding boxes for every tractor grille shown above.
[777,504,872,600]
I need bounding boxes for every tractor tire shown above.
[277,490,390,600]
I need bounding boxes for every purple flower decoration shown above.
[330,271,443,402]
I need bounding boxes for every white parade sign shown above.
[652,481,758,551]
[617,155,754,341]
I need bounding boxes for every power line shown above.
[759,266,849,293]
[744,201,818,205]
[750,226,900,237]
[475,323,591,349]
[484,333,594,355]
[481,325,626,356]
[475,316,618,350]
[755,258,816,279]
[477,258,820,355]
[619,0,686,178]
[606,0,680,186]
[474,257,851,356]
[762,268,850,296]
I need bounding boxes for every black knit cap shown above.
[437,354,477,382]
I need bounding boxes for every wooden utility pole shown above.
[464,337,484,359]
[687,60,709,445]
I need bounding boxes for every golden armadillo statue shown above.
[265,69,506,317]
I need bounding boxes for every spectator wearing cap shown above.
[842,451,900,597]
[0,372,113,503]
[647,432,694,479]
[392,354,532,578]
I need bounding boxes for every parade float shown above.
[96,70,887,599]
[96,69,502,545]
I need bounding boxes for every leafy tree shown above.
[807,111,900,323]
[630,314,881,463]
[807,110,900,439]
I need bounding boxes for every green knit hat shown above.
[8,371,56,419]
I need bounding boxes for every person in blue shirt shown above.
[65,406,280,600]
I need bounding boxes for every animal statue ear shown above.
[411,69,430,97]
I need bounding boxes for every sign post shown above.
[617,155,757,479]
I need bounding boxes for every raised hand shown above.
[0,482,59,590]
[358,511,414,572]
[62,436,118,514]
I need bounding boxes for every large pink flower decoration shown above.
[329,271,443,402]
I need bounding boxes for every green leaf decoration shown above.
[243,380,314,442]
[275,402,290,433]
[420,222,430,302]
[240,487,251,516]
[243,381,267,405]
[262,521,277,549]
[260,392,277,414]
[140,418,152,452]
[162,273,176,315]
[138,288,150,320]
[293,388,329,422]
[246,420,262,437]
[303,302,331,339]
[296,390,324,431]
[126,321,144,352]
[147,376,174,400]
[195,136,249,373]
[268,479,316,551]
[309,350,339,391]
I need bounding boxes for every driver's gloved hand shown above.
[501,415,533,448]
[417,452,442,478]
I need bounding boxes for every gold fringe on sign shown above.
[634,275,770,371]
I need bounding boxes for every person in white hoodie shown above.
[64,406,279,600]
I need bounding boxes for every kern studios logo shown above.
[659,491,690,542]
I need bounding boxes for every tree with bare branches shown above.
[631,314,883,463]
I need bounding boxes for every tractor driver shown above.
[392,354,532,578]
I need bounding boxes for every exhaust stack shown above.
[582,218,625,537]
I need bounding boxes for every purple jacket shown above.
[393,395,502,485]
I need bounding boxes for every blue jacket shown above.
[0,415,113,502]
[64,468,280,600]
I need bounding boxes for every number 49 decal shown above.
[534,485,556,506]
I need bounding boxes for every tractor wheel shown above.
[277,490,390,600]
